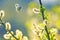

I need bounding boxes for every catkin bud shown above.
[43,19,47,25]
[22,36,28,40]
[3,33,11,40]
[32,8,40,14]
[50,28,58,34]
[16,29,23,40]
[5,22,11,31]
[0,10,5,19]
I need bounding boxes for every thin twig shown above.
[39,0,50,40]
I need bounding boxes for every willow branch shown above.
[0,20,18,40]
[39,0,50,40]
[39,0,45,20]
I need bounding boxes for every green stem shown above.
[39,0,45,20]
[39,0,50,40]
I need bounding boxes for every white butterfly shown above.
[15,3,22,12]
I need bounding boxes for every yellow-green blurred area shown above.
[0,0,60,40]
